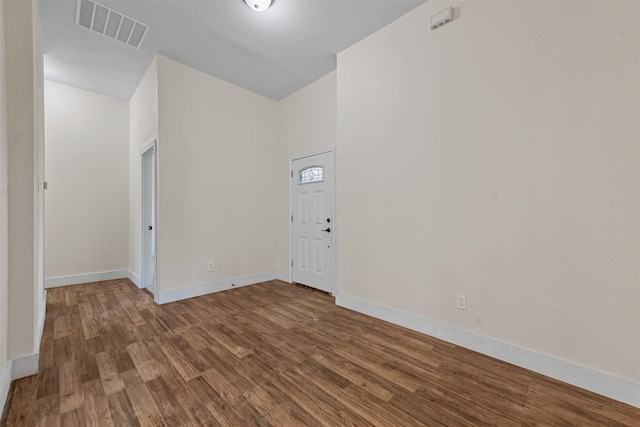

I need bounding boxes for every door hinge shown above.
[291,215,293,223]
[291,170,293,178]
[291,260,293,267]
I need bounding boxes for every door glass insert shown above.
[299,166,324,184]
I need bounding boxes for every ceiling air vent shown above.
[75,0,149,49]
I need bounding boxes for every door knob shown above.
[322,227,331,233]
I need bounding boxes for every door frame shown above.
[288,148,336,295]
[140,139,157,298]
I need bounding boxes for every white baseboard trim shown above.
[2,292,47,408]
[44,270,128,288]
[336,292,640,409]
[128,270,141,288]
[275,271,290,283]
[11,352,38,380]
[157,271,278,305]
[0,359,12,417]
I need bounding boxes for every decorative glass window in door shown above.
[299,166,324,184]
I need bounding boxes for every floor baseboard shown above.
[10,353,38,381]
[128,270,141,288]
[157,271,278,304]
[275,271,290,282]
[45,270,128,288]
[336,292,640,408]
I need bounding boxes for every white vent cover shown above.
[430,7,453,31]
[75,0,149,49]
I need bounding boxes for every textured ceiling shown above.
[39,0,426,100]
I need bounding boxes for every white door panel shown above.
[291,151,334,293]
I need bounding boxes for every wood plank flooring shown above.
[2,279,638,426]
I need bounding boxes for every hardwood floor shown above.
[1,279,638,426]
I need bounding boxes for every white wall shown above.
[276,72,337,275]
[337,0,639,391]
[4,0,45,362]
[44,81,129,281]
[0,0,10,409]
[128,58,158,284]
[155,55,279,295]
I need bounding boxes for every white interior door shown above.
[291,151,334,293]
[141,144,156,293]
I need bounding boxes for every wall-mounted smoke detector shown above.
[75,0,149,49]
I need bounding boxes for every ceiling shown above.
[39,0,426,100]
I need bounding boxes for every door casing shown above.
[141,140,157,298]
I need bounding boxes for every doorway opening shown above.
[141,142,156,295]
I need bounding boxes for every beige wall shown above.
[128,58,158,281]
[337,0,640,382]
[0,0,9,384]
[4,0,45,359]
[276,72,337,274]
[33,0,45,341]
[44,81,129,279]
[156,55,278,293]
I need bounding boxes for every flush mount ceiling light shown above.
[243,0,273,12]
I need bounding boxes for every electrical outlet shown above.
[207,261,214,272]
[456,294,467,310]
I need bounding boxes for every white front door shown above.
[141,143,156,293]
[291,151,334,293]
